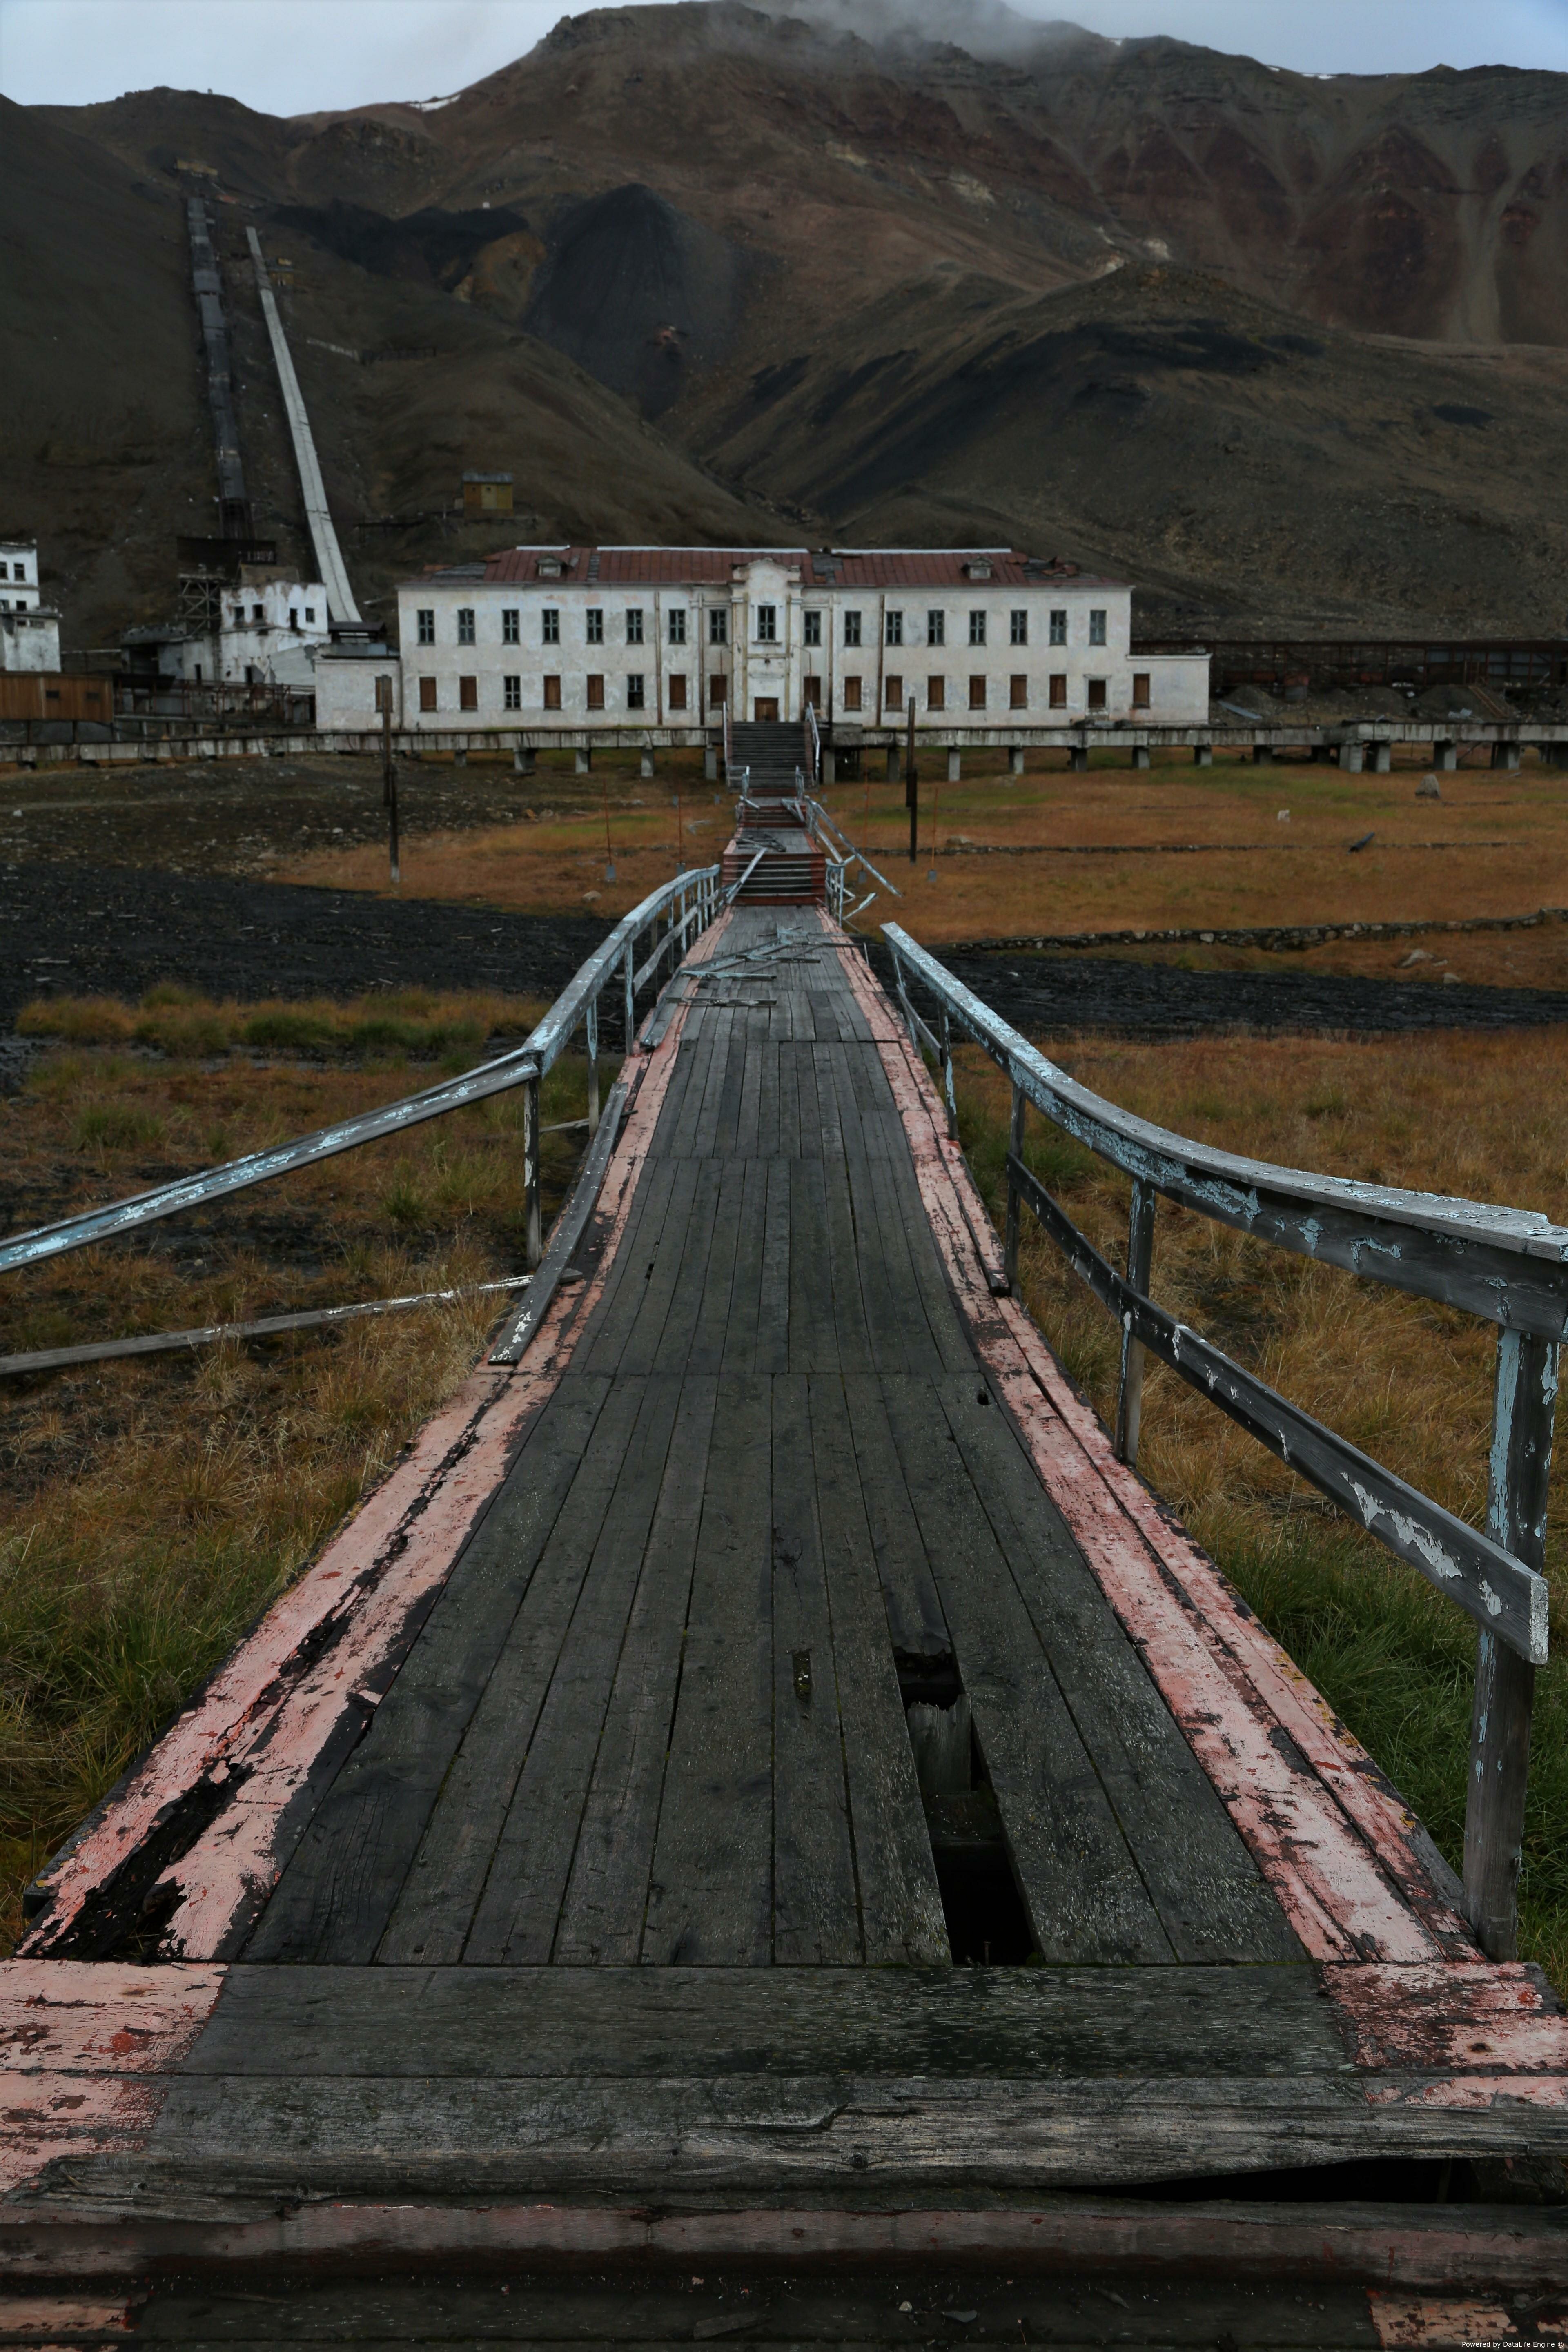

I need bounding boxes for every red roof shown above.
[417,547,1128,591]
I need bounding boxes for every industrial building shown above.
[0,539,62,673]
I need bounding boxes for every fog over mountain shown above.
[4,0,1565,646]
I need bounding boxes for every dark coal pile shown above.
[0,863,611,1030]
[878,944,1568,1042]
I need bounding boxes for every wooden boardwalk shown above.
[5,906,1568,2309]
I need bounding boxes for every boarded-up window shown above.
[927,675,945,712]
[1087,677,1107,710]
[1132,672,1151,708]
[459,675,478,710]
[1009,674,1027,710]
[803,674,821,709]
[543,675,561,710]
[884,673,902,708]
[968,675,986,710]
[586,674,605,710]
[668,673,687,710]
[709,673,727,706]
[419,676,437,712]
[1049,673,1067,708]
[842,676,862,711]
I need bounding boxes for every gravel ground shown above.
[7,862,1568,1058]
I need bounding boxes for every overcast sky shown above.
[1,0,1563,114]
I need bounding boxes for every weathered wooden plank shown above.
[880,1147,978,1373]
[771,1375,863,1963]
[734,1008,765,1159]
[457,1377,689,1966]
[650,1160,726,1376]
[933,1373,1303,1967]
[243,1376,618,1963]
[710,1005,752,1159]
[861,1156,949,1379]
[643,1374,775,1964]
[844,1152,921,1376]
[821,1129,873,1377]
[575,1155,682,1372]
[793,1038,824,1159]
[873,1377,1176,1966]
[840,1372,951,1670]
[777,1031,802,1159]
[754,1158,793,1378]
[551,1379,718,1965]
[755,1035,781,1160]
[686,1157,747,1377]
[808,1375,951,1964]
[720,1156,771,1376]
[787,1158,839,1376]
[614,1159,705,1376]
[689,1007,735,1161]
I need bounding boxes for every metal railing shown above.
[883,922,1564,1964]
[804,699,822,786]
[0,869,724,1286]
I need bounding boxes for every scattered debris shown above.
[1416,773,1442,800]
[1348,832,1375,853]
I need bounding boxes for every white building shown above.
[122,570,331,688]
[378,546,1209,738]
[0,538,62,672]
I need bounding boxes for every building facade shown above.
[376,548,1209,737]
[0,539,62,672]
[122,570,331,688]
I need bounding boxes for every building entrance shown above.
[753,697,779,722]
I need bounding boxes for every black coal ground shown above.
[6,861,1568,1053]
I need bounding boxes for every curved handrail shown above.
[804,699,822,785]
[0,866,721,1277]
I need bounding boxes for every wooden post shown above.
[1464,1327,1557,1958]
[906,695,918,866]
[1115,1177,1157,1468]
[523,1074,543,1269]
[1003,1082,1025,1294]
[379,683,399,887]
[586,995,600,1136]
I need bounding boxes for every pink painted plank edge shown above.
[833,929,1468,1967]
[19,921,727,1963]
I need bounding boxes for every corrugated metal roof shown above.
[414,547,1128,590]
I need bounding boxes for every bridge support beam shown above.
[704,743,718,782]
[1434,741,1458,771]
[640,750,655,780]
[1492,742,1521,771]
[886,746,900,782]
[1339,742,1364,773]
[1252,744,1272,765]
[1466,1327,1557,1960]
[1132,746,1151,771]
[947,750,962,784]
[1193,744,1212,766]
[453,748,467,766]
[1010,746,1025,776]
[822,749,836,784]
[1069,747,1088,773]
[575,748,592,775]
[1370,742,1392,774]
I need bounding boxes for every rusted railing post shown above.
[1003,1082,1026,1294]
[585,995,600,1137]
[523,1073,543,1269]
[1115,1177,1157,1468]
[1465,1327,1557,1958]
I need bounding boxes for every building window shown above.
[289,608,299,630]
[1009,675,1027,709]
[709,673,727,705]
[253,604,265,622]
[459,675,478,710]
[969,610,986,646]
[708,608,728,646]
[1049,673,1067,707]
[927,675,945,712]
[969,675,986,710]
[626,608,644,645]
[543,608,560,644]
[885,609,903,647]
[842,676,862,712]
[503,608,520,644]
[927,611,945,646]
[627,673,645,708]
[232,607,244,625]
[1010,610,1027,645]
[416,608,434,644]
[586,674,605,709]
[756,604,777,642]
[1133,672,1151,708]
[1087,677,1107,709]
[11,565,21,582]
[884,673,903,708]
[1089,608,1107,646]
[457,608,475,645]
[804,610,822,647]
[586,609,604,645]
[804,674,822,709]
[1049,609,1066,646]
[504,674,521,710]
[844,611,862,648]
[543,675,561,709]
[305,606,316,625]
[419,676,437,712]
[668,608,686,645]
[668,673,687,710]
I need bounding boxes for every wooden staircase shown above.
[721,719,826,904]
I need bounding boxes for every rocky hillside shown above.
[7,1,1566,645]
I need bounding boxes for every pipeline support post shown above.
[1465,1327,1557,1959]
[1114,1178,1157,1469]
[523,1074,543,1269]
[1003,1082,1026,1294]
[586,996,600,1137]
[906,699,919,866]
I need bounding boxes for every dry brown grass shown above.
[0,998,592,1954]
[953,1024,1568,1991]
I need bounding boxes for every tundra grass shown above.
[0,994,590,1954]
[953,1025,1568,1995]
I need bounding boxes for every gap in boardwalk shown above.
[902,1653,1038,1966]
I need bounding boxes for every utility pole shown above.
[906,695,918,865]
[379,678,399,887]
